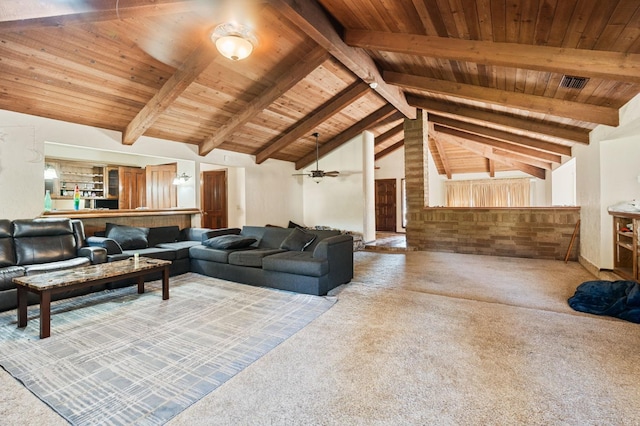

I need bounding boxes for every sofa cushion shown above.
[189,244,240,264]
[262,251,329,277]
[105,223,149,250]
[147,226,180,247]
[24,257,90,275]
[156,240,200,259]
[0,265,25,291]
[123,247,176,261]
[228,248,287,268]
[203,235,257,250]
[12,218,77,265]
[280,228,316,251]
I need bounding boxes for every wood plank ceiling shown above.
[1,0,639,179]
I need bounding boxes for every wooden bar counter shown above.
[41,208,201,236]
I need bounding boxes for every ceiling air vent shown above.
[560,75,589,89]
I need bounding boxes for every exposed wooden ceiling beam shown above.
[491,148,553,170]
[430,115,570,157]
[296,104,397,169]
[199,46,330,156]
[267,0,416,119]
[375,140,404,161]
[0,0,198,30]
[375,123,403,146]
[440,133,546,179]
[427,134,447,176]
[434,125,560,165]
[123,39,218,146]
[431,135,452,179]
[255,81,369,164]
[407,95,590,145]
[345,29,640,85]
[384,71,619,126]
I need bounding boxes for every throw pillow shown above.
[105,223,149,250]
[203,235,257,249]
[288,220,305,229]
[147,226,181,247]
[280,227,316,251]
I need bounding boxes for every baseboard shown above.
[578,255,621,280]
[578,255,599,277]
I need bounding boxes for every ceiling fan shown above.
[293,132,340,183]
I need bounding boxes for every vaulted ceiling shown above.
[1,0,639,179]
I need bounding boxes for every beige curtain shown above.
[445,180,472,206]
[445,178,530,207]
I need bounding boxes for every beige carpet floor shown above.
[2,251,640,425]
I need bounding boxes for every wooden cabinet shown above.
[611,212,640,281]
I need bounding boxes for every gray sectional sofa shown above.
[86,223,214,276]
[189,226,354,296]
[0,219,354,312]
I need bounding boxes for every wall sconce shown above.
[172,172,191,185]
[44,164,58,180]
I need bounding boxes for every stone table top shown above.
[13,257,171,291]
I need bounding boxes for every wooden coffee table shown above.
[13,257,171,339]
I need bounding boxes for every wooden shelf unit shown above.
[46,159,118,200]
[611,211,640,281]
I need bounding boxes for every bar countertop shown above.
[41,208,200,219]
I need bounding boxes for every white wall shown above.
[302,133,369,236]
[0,125,43,218]
[427,150,445,208]
[551,158,576,206]
[575,93,640,270]
[0,109,302,226]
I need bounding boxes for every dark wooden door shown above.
[202,170,228,229]
[118,166,146,209]
[375,179,396,232]
[146,163,177,209]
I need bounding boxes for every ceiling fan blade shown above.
[292,172,310,176]
[324,171,340,176]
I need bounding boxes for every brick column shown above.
[403,109,428,249]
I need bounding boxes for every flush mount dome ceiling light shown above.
[211,23,257,61]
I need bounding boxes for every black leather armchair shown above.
[0,218,107,312]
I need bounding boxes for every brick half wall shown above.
[407,207,581,260]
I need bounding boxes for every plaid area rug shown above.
[0,273,335,425]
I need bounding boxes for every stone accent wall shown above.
[410,207,581,260]
[403,110,581,261]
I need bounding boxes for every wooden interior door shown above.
[118,166,146,209]
[146,163,177,209]
[202,170,228,229]
[375,179,397,232]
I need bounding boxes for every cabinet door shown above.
[106,167,119,199]
[146,163,177,209]
[119,167,146,209]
